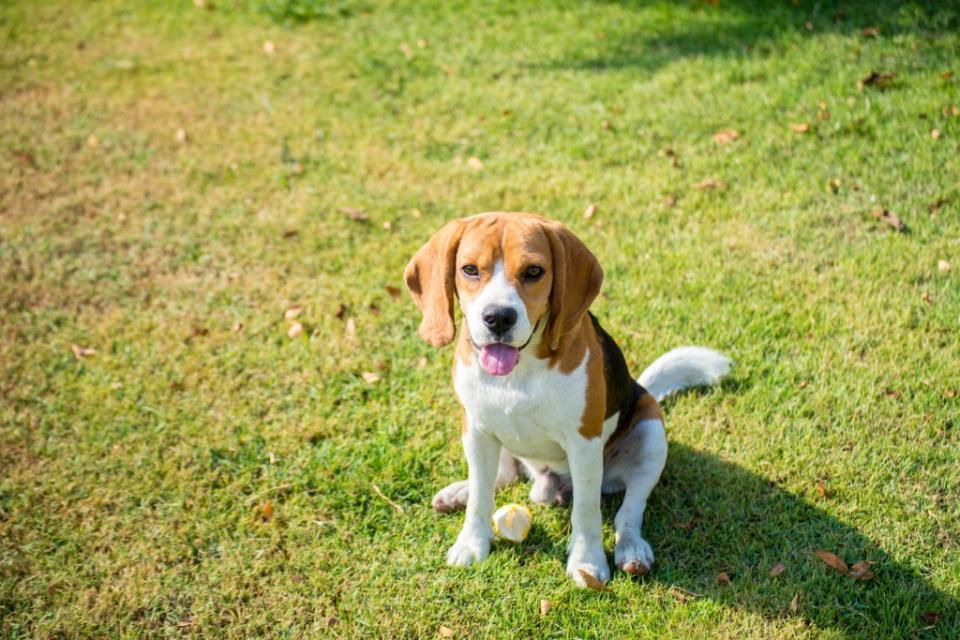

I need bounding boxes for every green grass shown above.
[2,0,959,637]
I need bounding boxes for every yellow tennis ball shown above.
[492,503,532,543]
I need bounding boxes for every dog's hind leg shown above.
[604,417,668,575]
[432,446,519,513]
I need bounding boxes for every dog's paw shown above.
[614,533,654,575]
[446,533,491,567]
[566,541,610,587]
[432,481,469,513]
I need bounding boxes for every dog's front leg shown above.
[446,423,500,566]
[565,437,610,586]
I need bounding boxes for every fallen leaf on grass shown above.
[942,71,954,80]
[71,344,96,359]
[362,371,380,384]
[715,572,731,585]
[770,563,786,577]
[326,616,339,627]
[815,550,849,573]
[417,356,428,368]
[177,617,193,628]
[382,220,393,230]
[713,128,740,144]
[539,599,552,615]
[922,291,935,305]
[284,305,303,320]
[790,122,811,133]
[368,303,380,316]
[870,209,906,232]
[922,611,941,624]
[410,208,422,219]
[943,389,957,399]
[287,322,304,338]
[13,150,37,168]
[790,591,801,613]
[399,42,413,59]
[858,71,894,90]
[583,203,598,220]
[466,156,484,171]
[438,625,454,638]
[861,27,880,37]
[600,119,613,130]
[578,570,610,591]
[668,586,701,603]
[664,195,678,207]
[262,501,273,521]
[816,481,829,499]
[340,207,369,222]
[673,517,698,531]
[175,128,187,144]
[263,40,275,55]
[931,128,942,140]
[929,198,949,216]
[849,560,876,580]
[386,285,402,298]
[87,134,99,148]
[346,318,356,336]
[282,229,299,239]
[335,303,346,320]
[693,178,727,190]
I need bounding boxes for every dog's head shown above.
[404,212,603,375]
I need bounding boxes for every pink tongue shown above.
[479,343,520,376]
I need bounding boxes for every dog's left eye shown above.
[522,266,544,280]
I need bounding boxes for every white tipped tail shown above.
[638,346,732,402]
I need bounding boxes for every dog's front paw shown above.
[432,481,469,513]
[614,533,654,575]
[566,540,610,587]
[446,533,491,567]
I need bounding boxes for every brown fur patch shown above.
[577,318,606,439]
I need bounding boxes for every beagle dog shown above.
[405,212,730,587]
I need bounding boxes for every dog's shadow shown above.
[504,409,955,637]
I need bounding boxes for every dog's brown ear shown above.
[543,221,603,351]
[404,218,467,347]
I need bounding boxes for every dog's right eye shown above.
[461,265,480,278]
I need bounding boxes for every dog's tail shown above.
[638,346,732,402]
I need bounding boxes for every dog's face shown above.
[404,212,603,375]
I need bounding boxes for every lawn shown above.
[1,0,959,637]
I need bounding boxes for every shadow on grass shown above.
[537,0,959,74]
[633,441,958,638]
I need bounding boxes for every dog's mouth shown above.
[473,319,540,376]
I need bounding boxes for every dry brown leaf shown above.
[849,560,876,580]
[86,134,99,148]
[262,501,274,521]
[263,40,275,55]
[929,198,949,215]
[790,591,801,613]
[583,203,598,220]
[362,371,380,384]
[577,569,610,591]
[334,303,346,320]
[382,220,393,230]
[282,229,299,239]
[922,611,941,624]
[713,128,740,144]
[715,572,731,585]
[814,550,849,573]
[818,110,830,121]
[942,71,955,80]
[816,481,828,499]
[937,259,951,272]
[539,599,552,615]
[664,195,678,207]
[693,178,727,190]
[368,303,380,316]
[177,617,193,628]
[870,208,906,232]
[859,71,894,90]
[340,207,369,222]
[944,389,957,399]
[285,305,303,320]
[438,625,454,638]
[931,128,942,140]
[287,322,304,338]
[790,122,811,133]
[346,318,357,336]
[922,291,935,305]
[770,563,786,577]
[668,586,700,603]
[175,128,187,144]
[386,285,402,298]
[233,321,244,333]
[861,27,880,37]
[467,156,484,171]
[71,344,96,359]
[326,616,339,627]
[673,517,698,531]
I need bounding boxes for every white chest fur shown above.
[454,349,595,464]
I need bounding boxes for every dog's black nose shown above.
[482,306,517,336]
